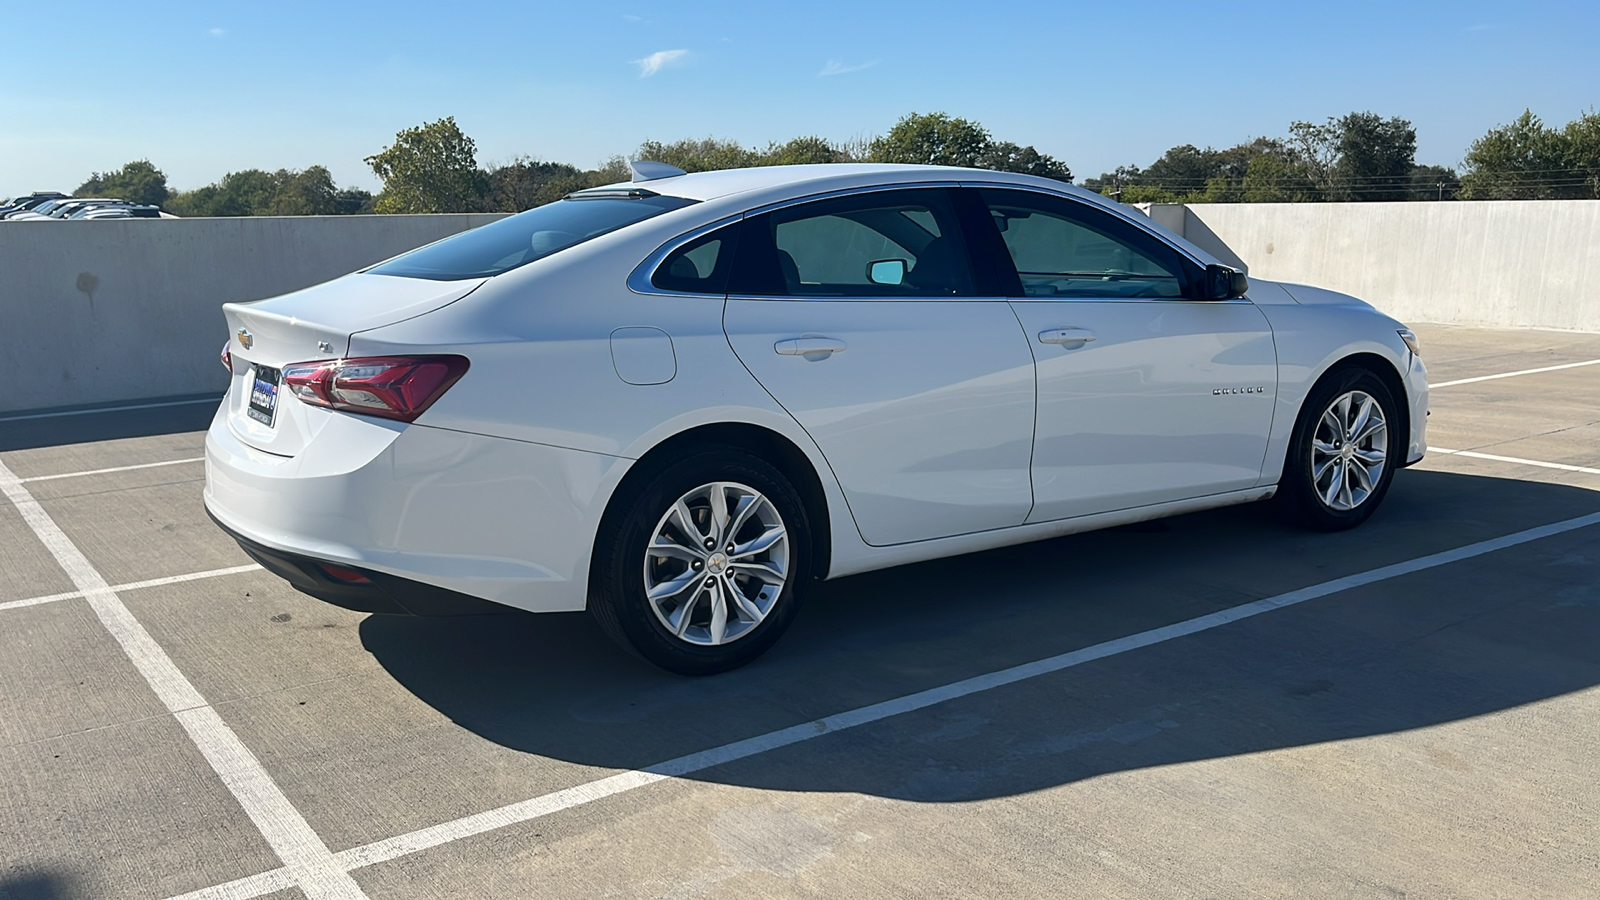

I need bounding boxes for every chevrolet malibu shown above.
[205,162,1428,674]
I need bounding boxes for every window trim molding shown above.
[626,214,745,297]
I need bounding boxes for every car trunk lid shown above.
[221,273,484,457]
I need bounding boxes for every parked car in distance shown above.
[45,198,126,218]
[0,191,70,217]
[78,205,162,219]
[206,162,1429,674]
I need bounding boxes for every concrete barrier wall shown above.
[1159,201,1600,333]
[0,214,506,415]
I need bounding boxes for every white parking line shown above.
[1429,447,1600,476]
[167,509,1600,900]
[1430,357,1600,388]
[0,396,219,422]
[0,460,369,900]
[20,456,206,483]
[0,564,264,613]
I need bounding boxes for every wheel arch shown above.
[591,422,834,588]
[1291,351,1410,468]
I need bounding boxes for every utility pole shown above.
[1437,181,1445,201]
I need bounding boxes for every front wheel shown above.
[590,449,811,675]
[1276,368,1399,531]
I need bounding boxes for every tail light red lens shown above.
[282,355,469,423]
[221,341,232,373]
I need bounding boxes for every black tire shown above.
[590,448,812,675]
[1275,366,1400,532]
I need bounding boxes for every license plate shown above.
[247,366,281,426]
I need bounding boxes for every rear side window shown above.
[978,189,1194,299]
[730,188,974,297]
[651,222,741,294]
[369,193,698,281]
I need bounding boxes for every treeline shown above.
[71,107,1600,216]
[1086,109,1600,203]
[359,112,1071,213]
[71,112,1070,217]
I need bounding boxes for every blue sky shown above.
[4,0,1597,197]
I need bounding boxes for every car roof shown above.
[590,163,1095,203]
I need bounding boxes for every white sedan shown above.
[205,163,1428,674]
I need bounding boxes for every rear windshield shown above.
[368,193,698,281]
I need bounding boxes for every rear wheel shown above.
[590,449,810,675]
[1276,367,1398,531]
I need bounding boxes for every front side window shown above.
[730,188,974,297]
[979,189,1190,299]
[369,192,697,281]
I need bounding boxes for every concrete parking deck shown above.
[3,324,1599,900]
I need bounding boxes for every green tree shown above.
[485,157,585,211]
[263,166,341,215]
[635,137,757,173]
[1239,151,1319,202]
[867,112,992,167]
[1563,109,1600,198]
[758,136,851,166]
[75,159,170,206]
[1329,112,1416,200]
[165,166,366,216]
[980,141,1072,182]
[365,116,486,213]
[1458,110,1566,199]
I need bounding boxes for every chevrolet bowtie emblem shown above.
[237,329,253,350]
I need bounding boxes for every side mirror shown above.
[867,258,907,286]
[1204,264,1249,300]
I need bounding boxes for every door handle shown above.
[1038,328,1097,346]
[775,337,848,358]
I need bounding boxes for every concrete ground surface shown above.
[2,324,1598,900]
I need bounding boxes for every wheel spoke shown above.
[670,499,706,544]
[707,580,729,644]
[726,493,761,544]
[672,591,702,636]
[1313,458,1337,484]
[1353,418,1387,445]
[1321,461,1344,507]
[1347,396,1374,443]
[731,560,786,584]
[648,569,704,603]
[726,578,767,624]
[1335,394,1353,435]
[1319,409,1342,440]
[732,524,786,559]
[1312,439,1337,456]
[649,534,706,563]
[1337,462,1355,508]
[708,483,730,542]
[1348,457,1376,493]
[1353,448,1386,467]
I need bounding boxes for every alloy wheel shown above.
[642,481,790,646]
[1310,390,1389,512]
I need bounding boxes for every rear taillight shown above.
[221,341,232,373]
[282,355,469,423]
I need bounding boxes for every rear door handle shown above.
[775,337,847,357]
[1038,328,1097,346]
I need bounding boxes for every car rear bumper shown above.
[208,508,507,615]
[202,402,630,615]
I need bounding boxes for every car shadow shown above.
[0,395,219,453]
[359,468,1600,802]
